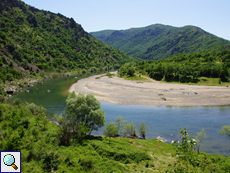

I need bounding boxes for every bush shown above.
[25,103,46,115]
[90,140,151,163]
[6,73,14,81]
[79,157,93,169]
[122,121,136,137]
[173,127,197,162]
[127,67,135,77]
[138,121,148,139]
[103,122,118,143]
[41,151,60,172]
[0,87,6,103]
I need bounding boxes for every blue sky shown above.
[22,0,230,41]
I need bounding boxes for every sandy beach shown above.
[69,72,230,106]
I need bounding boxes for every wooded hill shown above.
[91,24,230,60]
[0,0,136,81]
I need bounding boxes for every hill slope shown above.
[90,24,230,60]
[0,0,136,81]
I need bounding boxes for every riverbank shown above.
[69,71,230,106]
[1,72,76,98]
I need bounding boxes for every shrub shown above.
[122,121,136,137]
[25,103,46,115]
[138,121,148,139]
[0,87,6,103]
[41,151,60,172]
[173,127,197,162]
[79,157,93,169]
[90,141,151,163]
[127,67,135,77]
[103,122,118,143]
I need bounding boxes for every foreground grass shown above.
[21,136,176,173]
[21,135,230,172]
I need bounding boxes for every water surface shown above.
[12,74,230,156]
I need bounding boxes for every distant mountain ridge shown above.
[0,0,136,80]
[90,24,230,60]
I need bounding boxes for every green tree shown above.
[138,121,148,139]
[66,92,106,135]
[118,66,126,77]
[196,129,206,153]
[115,116,124,135]
[127,67,135,77]
[55,111,90,145]
[0,87,7,103]
[6,73,14,81]
[54,113,72,146]
[173,127,197,162]
[219,64,229,82]
[122,121,136,137]
[25,103,46,116]
[103,122,118,143]
[218,125,230,138]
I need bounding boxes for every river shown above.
[12,73,230,156]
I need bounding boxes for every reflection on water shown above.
[12,74,230,156]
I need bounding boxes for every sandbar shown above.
[69,72,230,106]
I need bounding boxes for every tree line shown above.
[118,49,230,83]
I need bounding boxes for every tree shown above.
[218,125,230,138]
[54,113,72,146]
[196,129,206,153]
[66,92,106,135]
[25,103,46,116]
[219,64,229,82]
[127,67,135,77]
[0,87,7,103]
[6,73,14,81]
[138,121,148,139]
[122,121,136,137]
[173,127,197,162]
[115,116,124,135]
[103,122,118,143]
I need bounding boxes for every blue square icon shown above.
[0,151,21,173]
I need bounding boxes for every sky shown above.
[22,0,230,41]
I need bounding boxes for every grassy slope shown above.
[91,24,230,60]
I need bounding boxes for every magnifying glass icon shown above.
[3,154,18,170]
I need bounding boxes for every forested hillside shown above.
[91,24,230,60]
[0,0,136,82]
[118,49,230,84]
